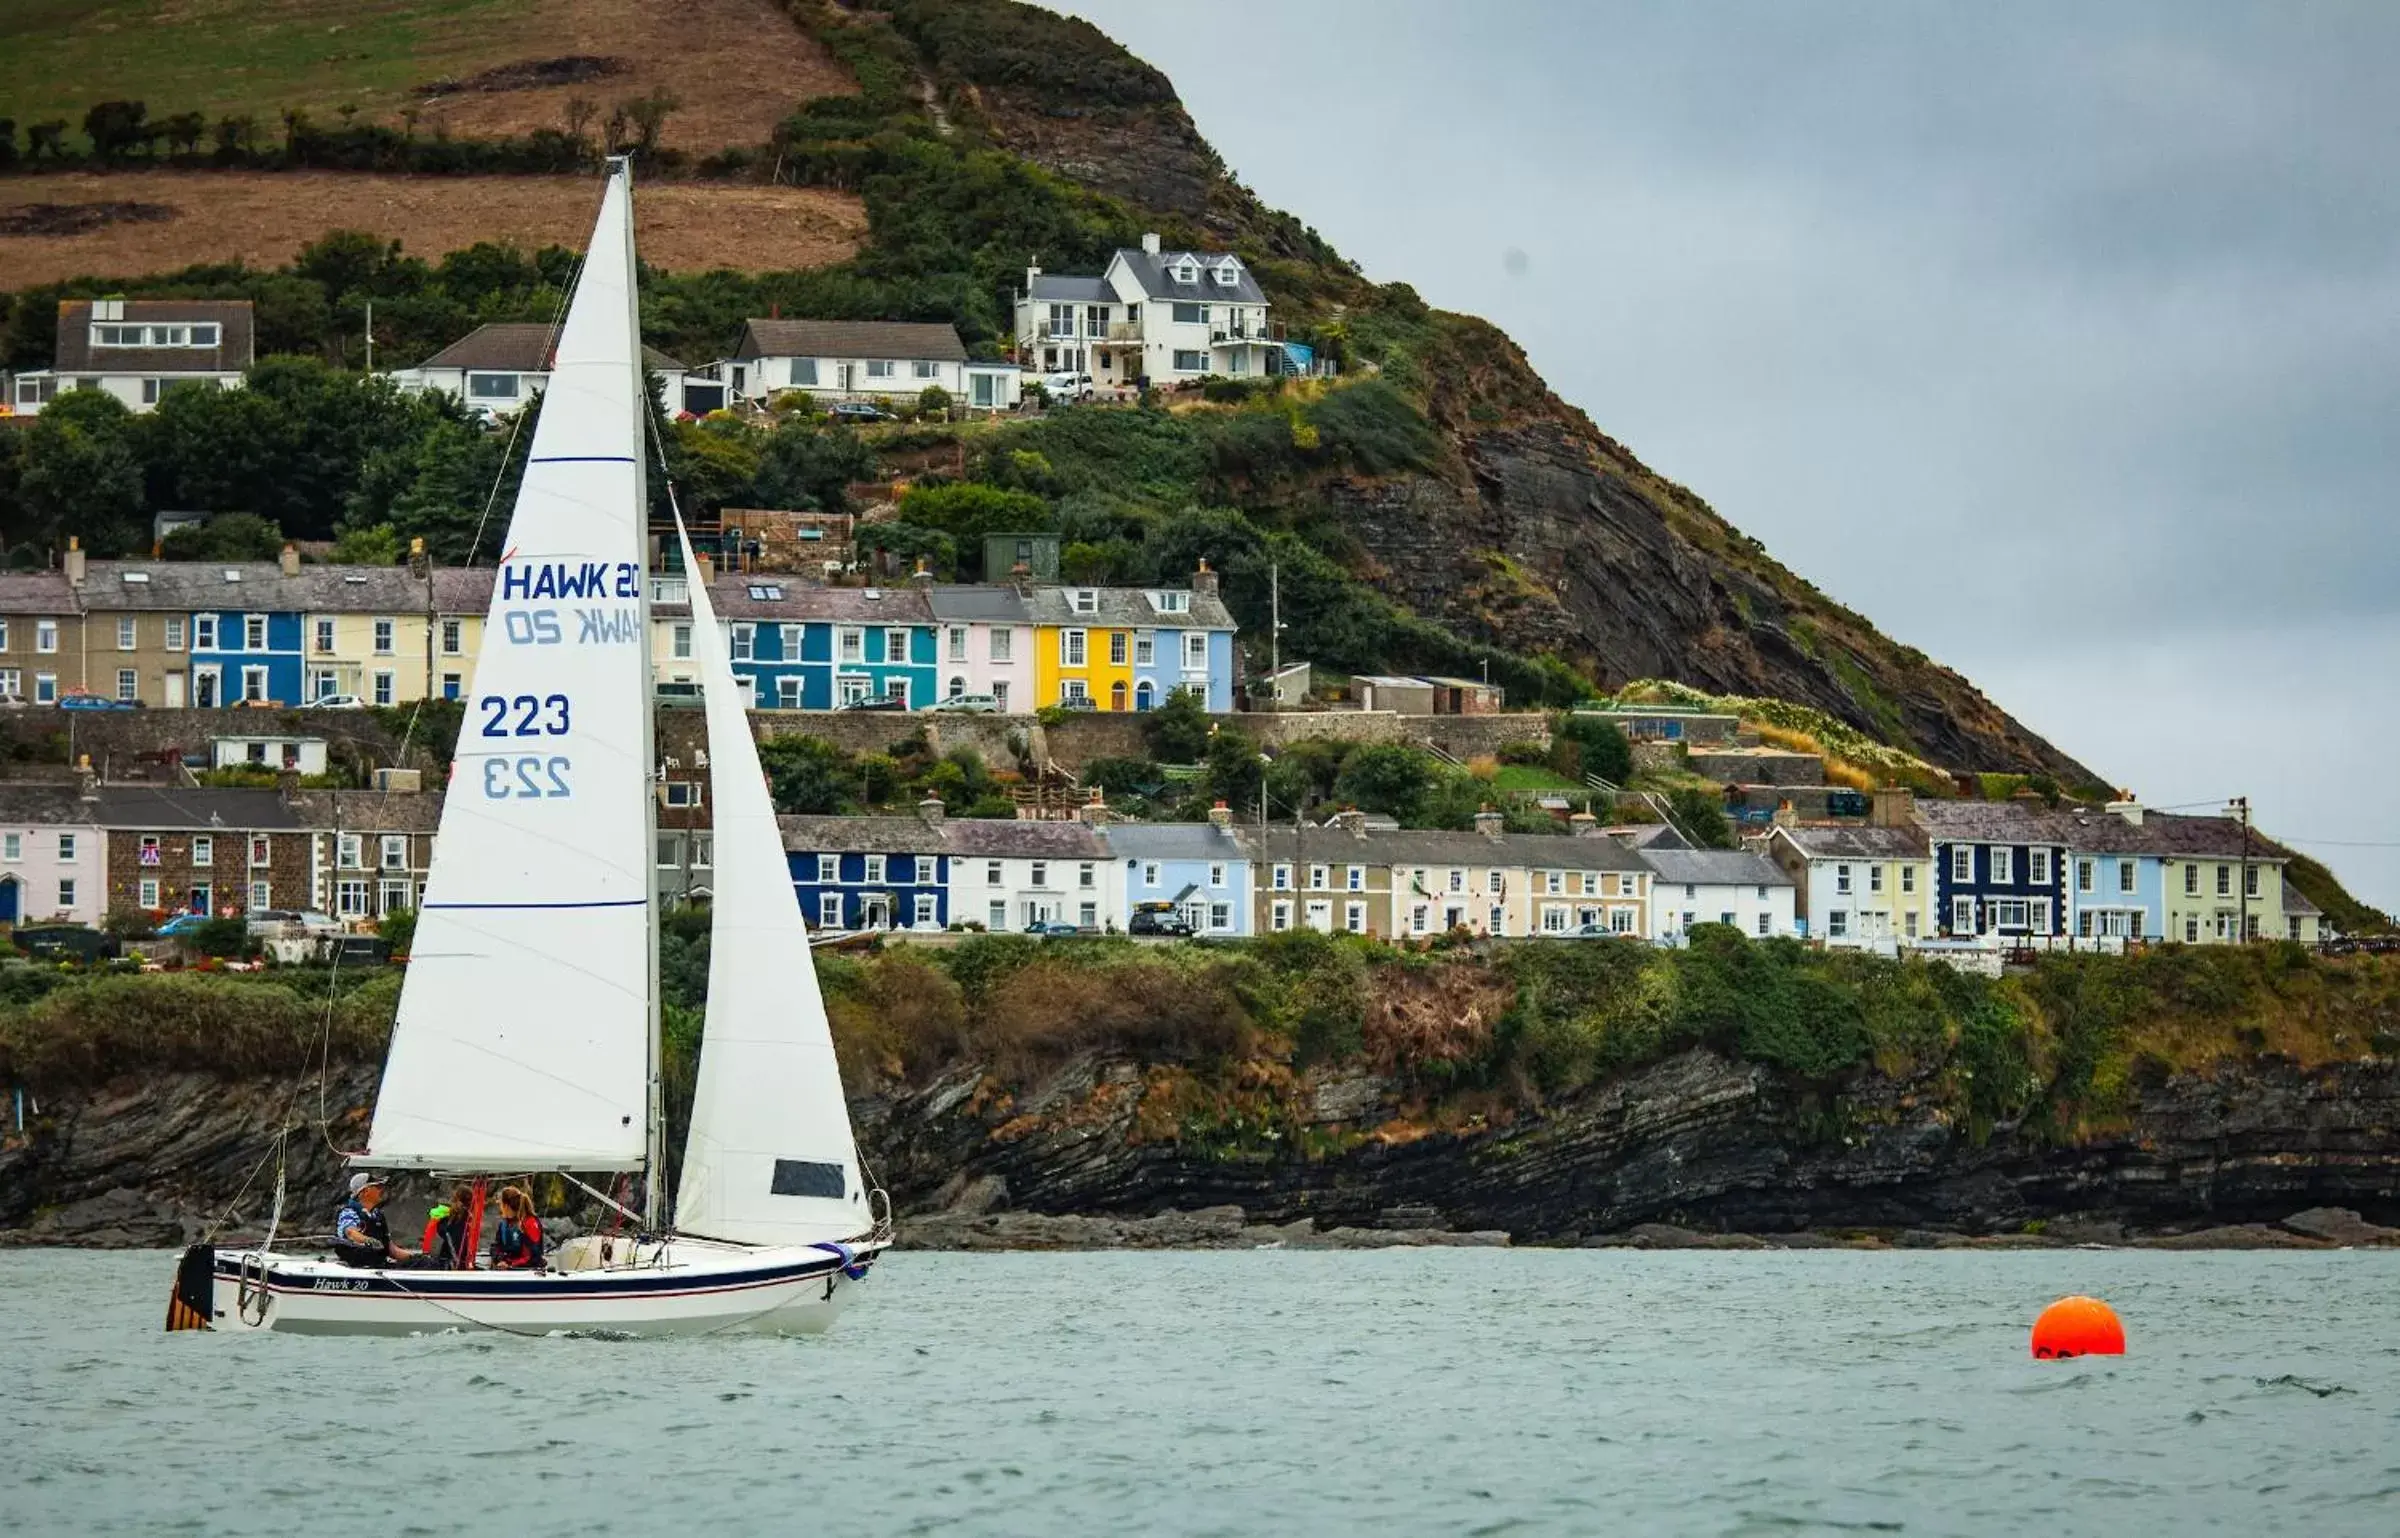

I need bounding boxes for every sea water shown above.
[4,1247,2398,1535]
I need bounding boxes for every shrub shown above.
[1553,712,1633,785]
[0,972,397,1088]
[186,916,259,960]
[377,907,417,958]
[1142,686,1212,762]
[1498,740,1548,767]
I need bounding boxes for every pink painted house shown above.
[928,587,1036,712]
[0,784,106,927]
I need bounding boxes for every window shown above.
[35,620,57,654]
[1583,873,1601,897]
[1951,896,1974,932]
[0,619,9,651]
[379,879,411,916]
[338,834,363,870]
[985,900,1005,930]
[165,617,185,651]
[1210,901,1233,932]
[731,624,755,662]
[1449,870,1466,894]
[467,372,519,401]
[1030,862,1048,888]
[778,677,801,709]
[1063,630,1087,667]
[2216,864,2231,896]
[251,880,274,912]
[864,855,886,884]
[946,626,969,662]
[2118,861,2136,894]
[2077,859,2094,893]
[1413,906,1432,935]
[1272,864,1292,891]
[2186,917,2200,942]
[194,616,217,651]
[2030,899,2053,932]
[1079,863,1096,889]
[866,360,894,379]
[56,832,76,861]
[1869,865,1884,894]
[1836,864,1852,895]
[1757,912,1772,937]
[116,669,137,702]
[192,835,214,867]
[838,628,864,664]
[1133,633,1155,666]
[136,834,158,865]
[371,835,406,874]
[1184,633,1208,671]
[2029,849,2051,885]
[0,669,15,700]
[110,616,136,652]
[337,879,370,918]
[915,893,939,927]
[1904,911,1919,939]
[441,620,462,655]
[1272,900,1292,933]
[2245,865,2260,898]
[1140,861,1161,888]
[33,674,55,705]
[989,628,1013,663]
[1902,866,1918,894]
[1950,846,1972,882]
[992,681,1009,711]
[1541,906,1568,934]
[884,628,910,663]
[372,671,394,706]
[1543,870,1563,896]
[138,878,158,909]
[1828,910,1849,938]
[1347,866,1364,892]
[1991,847,2013,884]
[1992,898,2030,931]
[1109,632,1127,666]
[2184,863,2199,896]
[816,854,838,883]
[986,860,1003,885]
[1209,863,1227,888]
[368,619,392,656]
[311,618,334,655]
[1172,350,1206,372]
[916,857,937,884]
[1172,301,1204,324]
[57,878,75,909]
[250,835,271,868]
[0,834,16,862]
[243,615,266,651]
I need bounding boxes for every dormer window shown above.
[1212,258,1241,287]
[1171,260,1198,284]
[1071,589,1098,615]
[91,323,220,348]
[1151,591,1190,614]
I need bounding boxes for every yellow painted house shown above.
[300,569,494,706]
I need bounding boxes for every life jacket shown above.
[491,1214,546,1270]
[332,1200,390,1269]
[421,1205,470,1268]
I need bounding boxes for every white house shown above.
[1015,233,1303,389]
[389,323,687,418]
[211,735,330,778]
[7,299,252,417]
[1640,848,1797,942]
[1764,823,1936,951]
[719,320,1021,411]
[944,817,1121,932]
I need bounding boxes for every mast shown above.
[618,155,667,1229]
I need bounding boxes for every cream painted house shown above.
[301,570,493,706]
[1765,823,1936,948]
[1244,812,1652,940]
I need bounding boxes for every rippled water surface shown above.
[6,1248,2400,1535]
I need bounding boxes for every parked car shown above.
[13,925,119,963]
[835,692,908,713]
[156,913,213,937]
[655,680,705,708]
[1128,904,1194,937]
[1041,371,1096,401]
[57,692,137,711]
[0,691,27,709]
[1054,694,1096,712]
[932,692,1001,714]
[1023,920,1087,938]
[232,697,281,710]
[828,400,892,423]
[310,694,366,710]
[247,909,343,936]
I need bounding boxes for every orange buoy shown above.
[2031,1295,2125,1359]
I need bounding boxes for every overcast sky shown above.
[1058,0,2400,912]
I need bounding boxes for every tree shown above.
[893,482,1052,575]
[750,421,874,512]
[621,90,680,155]
[1142,685,1211,762]
[759,735,854,815]
[211,115,254,161]
[160,512,285,562]
[14,390,145,554]
[1667,787,1734,850]
[377,907,417,957]
[26,121,67,160]
[665,417,763,518]
[0,118,17,170]
[918,383,952,419]
[329,523,403,565]
[159,111,207,156]
[83,100,149,162]
[1201,726,1264,811]
[1553,711,1633,785]
[1331,743,1438,823]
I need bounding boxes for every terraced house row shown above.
[0,551,1237,715]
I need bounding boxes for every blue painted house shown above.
[780,806,950,932]
[2058,804,2167,942]
[190,605,305,707]
[722,581,937,711]
[1917,801,2069,940]
[1104,816,1251,935]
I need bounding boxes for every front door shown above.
[163,672,185,709]
[1305,900,1332,931]
[0,877,19,924]
[839,363,855,392]
[192,670,218,708]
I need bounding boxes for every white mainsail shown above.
[364,166,656,1171]
[671,522,868,1245]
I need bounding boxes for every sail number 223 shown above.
[477,694,572,799]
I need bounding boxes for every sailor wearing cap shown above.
[331,1172,418,1269]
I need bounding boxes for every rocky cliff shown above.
[12,1049,2394,1248]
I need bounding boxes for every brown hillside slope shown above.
[892,0,2092,779]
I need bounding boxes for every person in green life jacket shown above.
[420,1183,475,1269]
[331,1173,418,1269]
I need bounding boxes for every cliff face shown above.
[10,1051,2391,1246]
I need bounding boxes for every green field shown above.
[1490,765,1580,793]
[0,0,533,145]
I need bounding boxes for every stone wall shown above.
[1688,748,1825,788]
[0,707,421,776]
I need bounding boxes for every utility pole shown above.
[1269,561,1280,682]
[2237,795,2252,944]
[364,299,374,374]
[411,537,434,703]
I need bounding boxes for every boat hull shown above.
[196,1237,882,1337]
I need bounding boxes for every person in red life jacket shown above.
[420,1183,475,1269]
[489,1185,546,1270]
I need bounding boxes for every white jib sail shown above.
[364,166,654,1171]
[671,520,868,1245]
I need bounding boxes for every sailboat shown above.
[166,160,888,1336]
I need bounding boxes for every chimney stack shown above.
[696,552,715,586]
[1474,804,1504,841]
[1141,231,1162,256]
[75,756,98,801]
[1077,788,1110,826]
[1192,558,1219,600]
[910,557,933,588]
[1026,261,1042,292]
[64,536,85,586]
[1869,786,1915,827]
[918,794,945,825]
[1335,808,1368,839]
[1772,799,1798,828]
[1207,799,1233,829]
[2106,796,2144,827]
[279,543,301,578]
[1568,810,1598,836]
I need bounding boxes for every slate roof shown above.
[415,322,685,373]
[1911,800,2074,845]
[1027,274,1117,304]
[2284,885,2322,916]
[1103,821,1248,862]
[927,586,1032,624]
[90,786,305,831]
[52,299,253,375]
[80,561,493,615]
[1640,849,1794,888]
[2143,812,2296,863]
[1110,249,1269,306]
[0,572,78,614]
[1607,823,1691,852]
[733,320,966,363]
[1234,824,1648,872]
[939,818,1111,860]
[1020,584,1236,631]
[283,790,445,833]
[779,814,949,855]
[1771,824,1931,861]
[0,783,102,825]
[709,581,935,624]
